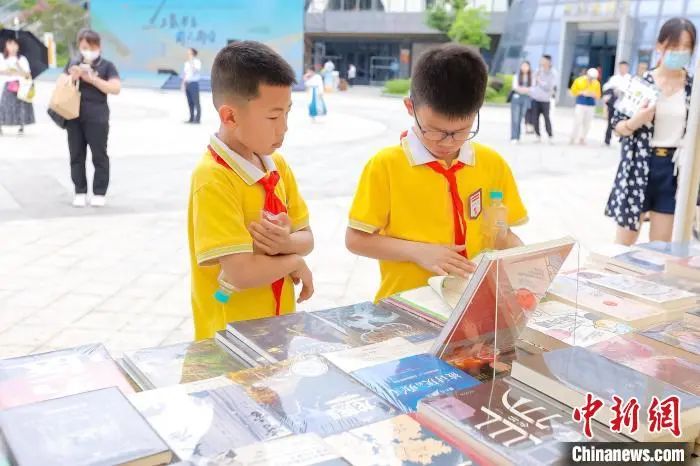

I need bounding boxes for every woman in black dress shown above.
[605,18,696,245]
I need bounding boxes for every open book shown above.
[430,237,576,372]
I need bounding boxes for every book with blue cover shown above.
[348,353,480,413]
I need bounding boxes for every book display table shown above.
[0,239,699,465]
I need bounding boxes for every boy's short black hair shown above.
[211,41,296,107]
[410,43,487,118]
[618,60,629,66]
[542,54,552,61]
[190,47,198,57]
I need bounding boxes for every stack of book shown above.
[121,339,249,390]
[0,343,134,409]
[3,238,700,464]
[417,377,628,465]
[129,376,291,462]
[215,303,439,367]
[510,346,700,442]
[324,338,480,413]
[0,387,173,466]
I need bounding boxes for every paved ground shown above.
[0,81,638,358]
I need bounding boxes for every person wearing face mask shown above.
[605,18,696,245]
[64,28,121,208]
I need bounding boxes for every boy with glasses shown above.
[345,43,528,302]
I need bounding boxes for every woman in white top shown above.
[510,60,532,143]
[605,18,696,245]
[0,38,34,135]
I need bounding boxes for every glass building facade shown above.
[493,0,699,102]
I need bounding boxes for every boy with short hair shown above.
[188,41,314,340]
[346,43,528,302]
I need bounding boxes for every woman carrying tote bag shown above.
[63,29,121,208]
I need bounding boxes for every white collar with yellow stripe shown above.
[401,127,475,167]
[209,134,277,186]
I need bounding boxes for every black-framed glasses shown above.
[412,101,480,142]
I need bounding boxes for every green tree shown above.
[426,0,491,49]
[21,0,88,65]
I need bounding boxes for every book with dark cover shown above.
[510,347,700,441]
[418,377,624,465]
[229,433,350,465]
[0,343,133,409]
[0,387,172,466]
[215,331,269,367]
[349,353,480,413]
[227,312,356,363]
[229,355,396,436]
[123,339,248,390]
[312,301,439,344]
[588,335,700,396]
[130,377,290,462]
[325,414,476,466]
[640,320,700,356]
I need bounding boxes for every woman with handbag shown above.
[64,29,121,208]
[0,37,34,135]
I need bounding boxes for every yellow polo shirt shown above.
[188,135,310,340]
[349,128,527,302]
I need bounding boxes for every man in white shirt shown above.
[182,48,202,124]
[602,61,631,145]
[347,63,356,86]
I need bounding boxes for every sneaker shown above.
[90,195,106,207]
[510,139,519,145]
[72,194,87,208]
[535,136,542,143]
[17,127,24,136]
[548,137,555,145]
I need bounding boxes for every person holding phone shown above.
[64,29,121,208]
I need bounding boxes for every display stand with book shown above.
[1,237,700,465]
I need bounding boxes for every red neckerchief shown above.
[400,132,468,258]
[208,144,287,315]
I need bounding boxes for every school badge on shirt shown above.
[468,189,482,219]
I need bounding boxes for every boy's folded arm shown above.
[284,227,314,256]
[218,252,303,290]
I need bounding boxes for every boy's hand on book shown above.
[249,213,292,256]
[413,243,475,278]
[290,261,314,303]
